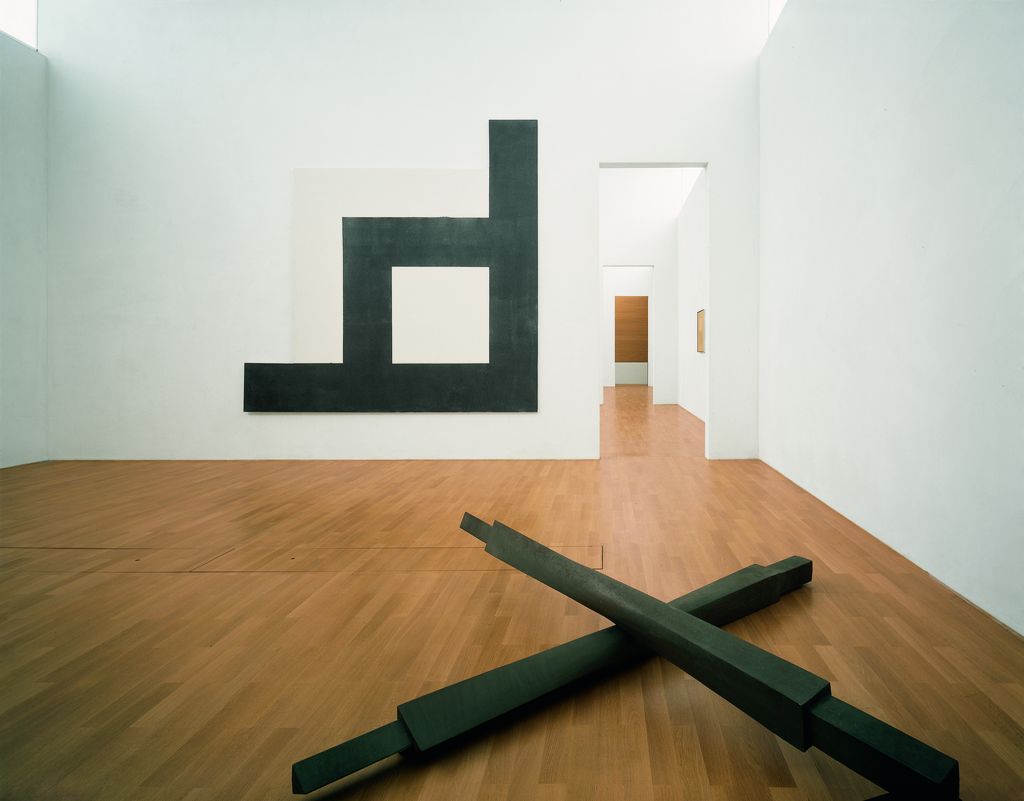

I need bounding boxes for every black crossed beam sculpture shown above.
[291,516,960,799]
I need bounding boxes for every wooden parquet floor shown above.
[1,387,1021,800]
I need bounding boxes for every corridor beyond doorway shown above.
[602,385,702,456]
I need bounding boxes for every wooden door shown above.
[615,296,648,362]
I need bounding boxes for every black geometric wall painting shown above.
[244,120,538,412]
[291,515,961,799]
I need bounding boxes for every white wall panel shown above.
[760,0,1024,632]
[391,267,489,364]
[677,169,709,424]
[614,362,647,385]
[0,33,47,467]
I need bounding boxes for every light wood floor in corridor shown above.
[1,387,1021,801]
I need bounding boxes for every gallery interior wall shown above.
[676,168,708,426]
[38,0,765,460]
[0,32,47,468]
[759,0,1024,633]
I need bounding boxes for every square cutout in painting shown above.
[391,267,489,364]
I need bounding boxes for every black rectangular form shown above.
[480,520,831,749]
[289,550,815,794]
[244,120,538,412]
[471,518,960,799]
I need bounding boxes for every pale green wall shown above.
[0,32,47,468]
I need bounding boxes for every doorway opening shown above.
[603,265,653,388]
[598,163,709,451]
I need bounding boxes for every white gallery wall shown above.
[0,32,47,468]
[599,167,687,403]
[676,168,708,424]
[760,1,1024,632]
[39,0,765,460]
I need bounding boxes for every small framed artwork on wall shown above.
[697,309,706,353]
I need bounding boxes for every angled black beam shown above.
[291,550,814,793]
[477,518,830,748]
[477,518,959,800]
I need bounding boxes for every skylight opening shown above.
[0,0,37,49]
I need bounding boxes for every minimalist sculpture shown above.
[245,120,538,412]
[292,554,814,792]
[291,515,960,799]
[466,515,960,799]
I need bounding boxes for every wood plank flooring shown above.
[1,387,1021,801]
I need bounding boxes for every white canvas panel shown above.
[391,267,489,364]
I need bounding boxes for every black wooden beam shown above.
[476,518,959,800]
[291,548,814,793]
